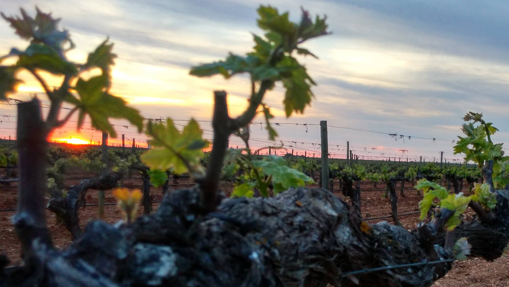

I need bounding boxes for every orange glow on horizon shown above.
[53,138,90,145]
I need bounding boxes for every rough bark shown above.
[200,91,231,212]
[399,180,405,197]
[451,178,460,194]
[342,178,361,218]
[7,185,509,287]
[141,172,152,214]
[388,180,401,226]
[14,99,53,259]
[161,171,170,195]
[47,172,123,239]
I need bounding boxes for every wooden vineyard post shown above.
[269,147,271,155]
[99,132,108,219]
[122,134,125,157]
[440,151,444,170]
[346,141,349,164]
[320,121,329,190]
[141,171,152,214]
[132,138,136,154]
[388,179,401,225]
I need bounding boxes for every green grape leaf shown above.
[0,65,22,100]
[471,183,497,210]
[141,118,209,175]
[9,43,77,75]
[487,123,498,135]
[453,137,472,155]
[257,6,297,37]
[493,160,509,189]
[222,162,239,179]
[279,56,314,117]
[252,155,313,193]
[264,31,282,45]
[415,179,448,194]
[222,148,243,179]
[261,104,278,140]
[9,152,18,165]
[1,8,35,40]
[69,74,143,137]
[0,155,6,167]
[252,66,280,81]
[252,34,272,61]
[189,53,256,79]
[440,193,472,231]
[272,182,286,194]
[296,47,318,59]
[231,182,255,198]
[298,9,329,42]
[84,38,117,87]
[454,237,472,261]
[224,148,244,164]
[415,179,449,220]
[147,169,167,188]
[47,177,56,189]
[2,7,72,53]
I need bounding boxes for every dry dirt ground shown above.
[1,173,508,286]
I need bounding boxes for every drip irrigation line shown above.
[0,201,165,212]
[342,259,455,277]
[364,211,420,221]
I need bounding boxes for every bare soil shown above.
[0,174,507,286]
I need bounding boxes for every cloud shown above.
[1,0,508,159]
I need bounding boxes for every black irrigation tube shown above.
[361,188,416,192]
[84,201,162,207]
[342,259,455,277]
[0,182,196,191]
[0,201,164,212]
[364,211,420,221]
[363,209,418,216]
[0,209,15,212]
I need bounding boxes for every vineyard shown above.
[2,5,509,287]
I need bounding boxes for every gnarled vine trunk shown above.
[14,99,52,259]
[5,185,509,287]
[47,172,124,239]
[342,178,361,218]
[141,172,152,214]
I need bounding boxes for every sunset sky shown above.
[1,0,509,162]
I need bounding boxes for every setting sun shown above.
[53,138,90,145]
